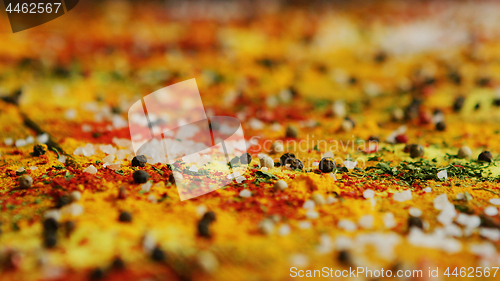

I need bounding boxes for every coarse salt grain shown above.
[15,139,26,147]
[363,189,375,199]
[311,193,325,206]
[424,187,432,193]
[484,206,499,216]
[490,198,500,205]
[278,224,291,236]
[36,133,49,144]
[338,219,357,231]
[289,254,309,267]
[239,189,252,198]
[298,221,312,229]
[479,228,500,242]
[30,166,38,170]
[437,170,448,179]
[326,195,337,204]
[235,176,246,183]
[4,138,13,146]
[189,165,198,172]
[358,215,374,229]
[84,165,97,174]
[302,200,315,210]
[103,155,115,163]
[25,136,34,144]
[141,182,152,192]
[343,160,357,169]
[393,190,412,202]
[306,210,319,219]
[383,212,397,229]
[409,207,423,217]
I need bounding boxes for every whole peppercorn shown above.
[118,211,132,222]
[319,158,335,173]
[19,175,33,189]
[409,144,425,158]
[337,250,352,265]
[453,96,465,112]
[368,135,380,142]
[198,220,211,238]
[280,153,296,166]
[435,121,446,131]
[55,195,71,209]
[44,234,57,249]
[285,125,298,138]
[43,218,58,234]
[478,151,493,162]
[111,257,125,270]
[239,153,252,165]
[133,170,149,184]
[32,144,46,156]
[457,146,472,159]
[151,246,166,261]
[89,268,104,280]
[287,158,304,170]
[202,211,216,223]
[448,71,462,85]
[408,216,423,230]
[64,221,76,237]
[131,155,147,167]
[229,156,239,167]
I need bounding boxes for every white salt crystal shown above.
[227,172,241,179]
[329,172,337,181]
[197,251,219,274]
[36,133,49,144]
[322,151,334,158]
[4,138,13,146]
[289,254,309,267]
[30,166,38,170]
[189,165,199,172]
[44,209,61,221]
[15,139,27,147]
[239,189,252,198]
[480,228,500,242]
[302,200,315,210]
[66,203,84,216]
[84,165,97,174]
[306,210,319,219]
[16,167,25,173]
[484,206,499,216]
[437,170,448,179]
[73,147,83,156]
[311,193,325,206]
[456,214,481,229]
[148,195,157,203]
[393,190,412,202]
[103,155,115,163]
[82,143,95,157]
[469,242,497,258]
[141,182,152,192]
[278,224,291,236]
[456,193,465,200]
[424,187,432,193]
[235,176,246,183]
[343,160,357,169]
[326,195,338,204]
[338,219,357,231]
[359,215,374,229]
[58,155,67,164]
[444,224,462,237]
[260,167,268,171]
[65,109,77,120]
[196,205,207,218]
[298,221,312,229]
[490,198,500,205]
[25,136,34,144]
[409,207,422,217]
[434,194,451,210]
[258,219,274,234]
[81,124,92,132]
[437,204,457,226]
[248,118,264,130]
[99,144,117,155]
[383,212,397,229]
[363,189,375,199]
[312,162,319,167]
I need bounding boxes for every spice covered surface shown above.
[1,1,500,280]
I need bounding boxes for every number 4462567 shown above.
[6,3,62,14]
[444,267,499,278]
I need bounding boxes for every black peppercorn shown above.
[453,96,465,112]
[202,211,216,223]
[239,153,252,165]
[131,155,147,167]
[408,216,423,229]
[118,211,132,222]
[435,121,446,131]
[133,170,149,184]
[151,246,166,261]
[409,144,425,158]
[287,158,304,170]
[33,144,46,156]
[229,156,239,167]
[280,153,296,166]
[44,234,57,249]
[64,221,76,237]
[43,218,58,234]
[56,195,71,209]
[111,257,125,270]
[478,151,493,162]
[319,158,335,173]
[337,250,352,265]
